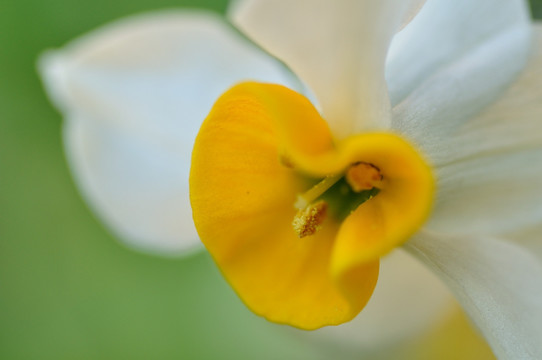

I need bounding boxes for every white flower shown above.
[39,0,542,358]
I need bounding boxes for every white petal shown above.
[230,0,425,138]
[429,148,542,242]
[38,11,298,255]
[390,0,531,160]
[308,249,453,350]
[406,231,542,359]
[422,25,542,243]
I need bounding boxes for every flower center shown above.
[292,162,383,238]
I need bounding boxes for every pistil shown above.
[346,162,383,192]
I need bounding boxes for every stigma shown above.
[346,162,383,192]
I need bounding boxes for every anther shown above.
[292,200,328,238]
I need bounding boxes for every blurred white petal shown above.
[230,0,425,138]
[388,0,529,105]
[309,249,453,350]
[509,224,542,261]
[421,24,542,243]
[38,11,298,255]
[407,231,542,359]
[391,0,531,163]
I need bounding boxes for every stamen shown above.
[345,162,383,192]
[295,174,342,210]
[292,201,328,238]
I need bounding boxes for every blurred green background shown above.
[1,1,542,359]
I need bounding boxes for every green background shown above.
[1,1,541,358]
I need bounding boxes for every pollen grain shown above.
[292,200,328,238]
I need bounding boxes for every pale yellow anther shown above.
[292,200,328,238]
[345,162,383,192]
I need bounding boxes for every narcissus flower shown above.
[190,81,435,329]
[40,0,542,358]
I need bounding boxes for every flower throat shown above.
[292,162,383,238]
